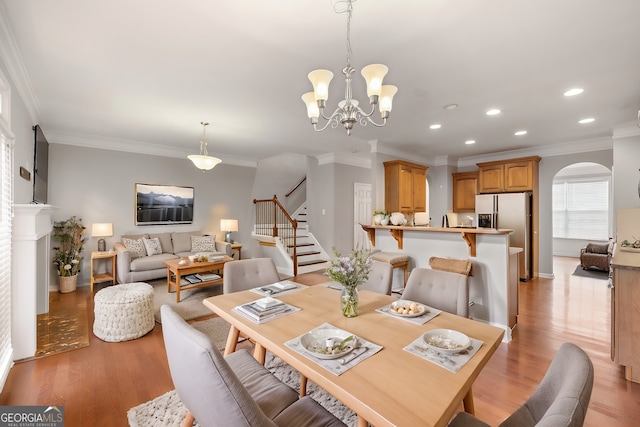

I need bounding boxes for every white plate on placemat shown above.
[300,327,358,360]
[423,329,471,354]
[387,300,427,318]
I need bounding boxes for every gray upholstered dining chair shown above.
[223,257,281,294]
[222,258,283,358]
[161,305,346,427]
[401,267,470,317]
[359,260,393,295]
[448,342,594,427]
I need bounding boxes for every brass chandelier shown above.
[301,0,397,136]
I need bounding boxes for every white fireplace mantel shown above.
[11,204,55,360]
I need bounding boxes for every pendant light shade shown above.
[188,122,221,172]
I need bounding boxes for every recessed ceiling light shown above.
[514,130,527,136]
[564,88,584,97]
[579,118,595,124]
[444,104,458,110]
[465,140,476,145]
[486,109,501,116]
[429,124,442,130]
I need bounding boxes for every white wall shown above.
[0,57,36,205]
[613,135,640,212]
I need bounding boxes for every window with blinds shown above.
[0,73,13,389]
[552,177,610,240]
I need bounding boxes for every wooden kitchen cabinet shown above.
[384,160,428,213]
[477,156,540,193]
[611,248,640,383]
[452,171,478,212]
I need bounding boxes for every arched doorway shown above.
[552,162,612,258]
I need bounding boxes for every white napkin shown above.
[403,334,483,373]
[285,323,383,376]
[375,303,441,325]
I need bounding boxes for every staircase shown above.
[252,196,329,277]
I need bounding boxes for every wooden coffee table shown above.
[164,256,233,302]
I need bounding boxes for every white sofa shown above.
[113,231,231,284]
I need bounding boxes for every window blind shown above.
[0,68,13,390]
[553,178,609,240]
[0,128,13,390]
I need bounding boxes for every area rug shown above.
[572,265,609,280]
[189,317,231,351]
[127,352,357,427]
[150,279,223,323]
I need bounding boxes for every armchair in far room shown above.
[579,242,612,272]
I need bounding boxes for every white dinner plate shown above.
[423,329,471,354]
[387,300,427,318]
[300,327,358,360]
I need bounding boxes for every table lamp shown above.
[92,223,113,252]
[220,219,238,243]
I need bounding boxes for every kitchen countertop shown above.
[612,246,640,270]
[362,224,514,234]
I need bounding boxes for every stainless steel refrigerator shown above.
[476,192,532,281]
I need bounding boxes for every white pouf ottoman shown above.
[93,282,155,342]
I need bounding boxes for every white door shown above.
[354,183,372,250]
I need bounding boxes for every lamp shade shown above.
[188,154,222,171]
[92,223,113,237]
[308,69,334,101]
[301,92,320,119]
[220,219,238,232]
[379,85,398,113]
[361,64,388,97]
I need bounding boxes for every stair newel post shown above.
[272,195,278,237]
[292,219,298,277]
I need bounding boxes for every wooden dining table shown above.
[203,285,504,427]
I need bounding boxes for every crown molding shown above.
[47,131,257,168]
[457,136,613,168]
[368,139,435,165]
[612,121,640,139]
[316,152,371,169]
[0,3,42,124]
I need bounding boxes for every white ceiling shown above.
[2,0,639,166]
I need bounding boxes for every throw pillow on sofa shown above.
[191,235,216,252]
[122,237,147,259]
[143,237,163,256]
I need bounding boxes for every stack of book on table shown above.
[179,273,221,286]
[235,299,292,324]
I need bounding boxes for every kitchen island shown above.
[362,224,518,342]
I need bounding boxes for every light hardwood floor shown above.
[1,257,639,426]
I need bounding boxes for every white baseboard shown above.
[0,346,14,393]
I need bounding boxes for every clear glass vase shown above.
[341,286,359,317]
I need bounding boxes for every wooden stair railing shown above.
[253,195,299,276]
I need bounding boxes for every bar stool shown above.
[370,252,410,288]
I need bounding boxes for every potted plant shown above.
[52,216,86,293]
[373,210,389,225]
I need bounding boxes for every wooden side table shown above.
[231,242,243,260]
[91,251,117,294]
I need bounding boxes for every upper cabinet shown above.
[452,171,478,212]
[384,160,428,213]
[477,156,541,193]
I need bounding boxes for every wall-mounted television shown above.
[32,125,49,204]
[135,183,194,225]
